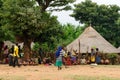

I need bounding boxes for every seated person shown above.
[81,58,86,64]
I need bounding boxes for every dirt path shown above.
[0,64,120,80]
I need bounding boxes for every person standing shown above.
[8,45,14,66]
[90,48,96,64]
[38,48,43,62]
[55,46,63,70]
[95,48,101,64]
[3,45,9,64]
[13,43,20,67]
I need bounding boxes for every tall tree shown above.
[2,0,64,59]
[0,0,15,60]
[71,0,120,47]
[35,12,62,52]
[60,24,83,45]
[36,0,76,12]
[34,0,76,52]
[2,0,46,59]
[71,0,98,25]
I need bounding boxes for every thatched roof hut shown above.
[118,47,120,50]
[67,26,120,53]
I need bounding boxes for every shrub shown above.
[107,53,118,65]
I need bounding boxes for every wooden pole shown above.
[78,40,81,60]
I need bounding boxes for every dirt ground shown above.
[0,64,120,80]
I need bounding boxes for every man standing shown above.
[8,45,14,66]
[13,43,20,67]
[39,48,43,62]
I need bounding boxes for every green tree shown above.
[31,42,40,58]
[2,0,46,59]
[0,0,15,59]
[1,0,64,59]
[36,23,84,53]
[71,0,120,47]
[35,12,62,52]
[32,0,76,53]
[0,0,2,27]
[36,0,76,11]
[60,24,83,46]
[115,18,120,47]
[71,0,98,25]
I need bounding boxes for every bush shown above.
[32,42,40,52]
[107,53,118,65]
[107,53,118,59]
[32,42,40,58]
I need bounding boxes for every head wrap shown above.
[55,46,62,58]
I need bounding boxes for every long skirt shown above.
[55,60,62,67]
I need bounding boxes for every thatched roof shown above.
[118,47,120,51]
[4,41,34,49]
[4,41,15,48]
[4,41,23,49]
[67,26,120,53]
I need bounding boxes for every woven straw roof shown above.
[67,26,120,53]
[118,47,120,51]
[4,41,34,49]
[4,41,23,48]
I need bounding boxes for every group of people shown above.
[54,46,109,70]
[55,46,79,70]
[80,48,110,65]
[0,43,110,69]
[1,43,22,67]
[89,48,101,64]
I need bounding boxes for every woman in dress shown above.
[55,46,63,70]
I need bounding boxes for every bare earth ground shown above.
[0,64,120,80]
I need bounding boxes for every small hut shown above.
[67,26,120,53]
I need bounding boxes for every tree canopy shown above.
[36,0,76,11]
[0,0,80,58]
[71,0,120,47]
[0,0,15,42]
[1,0,63,58]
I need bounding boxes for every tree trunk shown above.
[36,0,52,12]
[15,35,33,60]
[0,41,4,60]
[23,39,32,60]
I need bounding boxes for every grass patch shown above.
[0,75,26,80]
[72,75,120,80]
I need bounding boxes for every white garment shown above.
[60,49,65,56]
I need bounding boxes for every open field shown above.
[0,64,120,80]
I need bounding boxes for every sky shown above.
[51,0,120,26]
